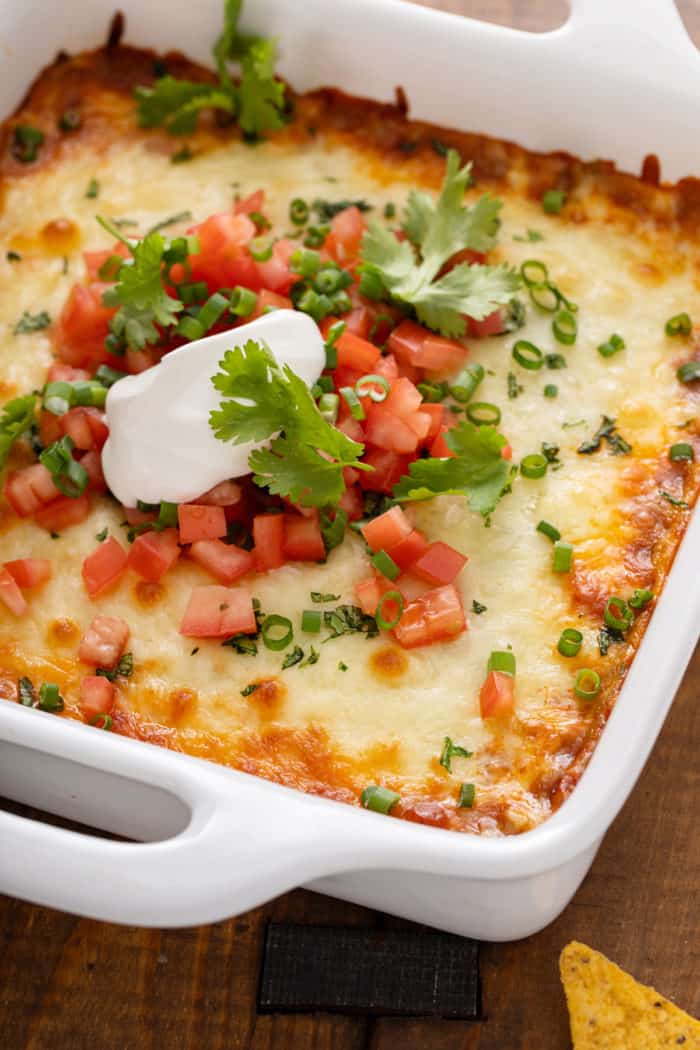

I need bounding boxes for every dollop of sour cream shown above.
[102,310,325,507]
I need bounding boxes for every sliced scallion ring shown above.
[665,312,692,337]
[289,197,309,226]
[249,236,273,262]
[466,401,501,426]
[376,590,404,630]
[528,282,560,312]
[520,259,549,286]
[520,453,548,479]
[629,588,653,609]
[355,374,390,403]
[512,340,543,370]
[677,361,700,384]
[552,308,577,346]
[371,549,400,581]
[229,285,257,318]
[261,614,294,651]
[89,713,113,730]
[603,596,632,632]
[574,668,601,700]
[450,363,484,403]
[557,628,583,657]
[339,386,365,421]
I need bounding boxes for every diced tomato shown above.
[234,189,265,216]
[355,574,392,616]
[467,308,505,339]
[38,410,63,447]
[364,406,419,454]
[78,613,130,668]
[179,585,256,638]
[385,376,422,416]
[361,505,412,552]
[83,242,130,281]
[125,348,158,374]
[46,363,91,384]
[339,484,364,522]
[393,584,466,649]
[429,425,457,459]
[419,334,468,372]
[344,306,372,340]
[178,504,227,544]
[336,331,381,373]
[283,513,325,562]
[0,567,27,616]
[333,366,364,400]
[189,538,253,584]
[55,282,117,369]
[188,212,258,292]
[480,669,515,718]
[250,289,293,320]
[4,558,52,589]
[387,320,429,368]
[388,529,430,571]
[197,480,242,506]
[443,247,486,270]
[82,536,128,598]
[80,450,107,492]
[395,572,431,603]
[358,448,412,493]
[255,238,297,295]
[411,541,468,586]
[128,528,180,582]
[61,407,109,451]
[252,513,285,572]
[501,444,513,461]
[4,464,59,517]
[336,415,365,443]
[35,493,90,532]
[374,354,400,381]
[421,404,445,444]
[324,206,366,264]
[79,675,116,720]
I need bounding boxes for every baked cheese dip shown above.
[0,4,697,836]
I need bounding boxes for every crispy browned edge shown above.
[0,34,698,835]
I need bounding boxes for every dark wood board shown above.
[0,4,698,1048]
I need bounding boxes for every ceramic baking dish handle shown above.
[0,705,364,927]
[567,0,697,55]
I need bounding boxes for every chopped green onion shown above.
[157,501,178,529]
[553,540,573,573]
[85,178,99,199]
[457,782,476,808]
[18,677,36,707]
[450,363,484,403]
[466,401,501,426]
[376,591,404,630]
[38,682,64,712]
[544,384,558,398]
[318,392,339,424]
[249,236,273,262]
[677,361,700,384]
[89,713,113,730]
[355,374,390,403]
[340,386,365,421]
[12,125,44,163]
[552,309,577,346]
[597,333,625,358]
[178,281,208,305]
[196,291,229,332]
[40,436,88,498]
[542,189,566,214]
[371,549,400,581]
[261,614,294,651]
[384,202,396,219]
[557,628,583,657]
[665,312,692,337]
[629,588,653,609]
[574,668,601,700]
[301,610,322,633]
[603,596,632,632]
[488,650,515,675]
[536,519,561,542]
[291,248,322,278]
[229,285,258,317]
[529,282,560,312]
[314,266,347,296]
[520,259,548,286]
[512,340,543,370]
[669,442,694,462]
[295,288,332,322]
[418,380,449,403]
[95,364,127,388]
[176,315,204,342]
[520,453,548,479]
[289,198,309,226]
[545,353,567,370]
[361,784,400,814]
[304,224,329,249]
[324,319,346,370]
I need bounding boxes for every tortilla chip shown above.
[560,942,700,1049]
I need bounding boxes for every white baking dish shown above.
[0,0,698,941]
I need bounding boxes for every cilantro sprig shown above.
[135,0,285,139]
[393,419,511,516]
[359,150,521,338]
[210,339,369,506]
[0,394,39,469]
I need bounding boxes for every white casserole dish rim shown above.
[0,0,697,936]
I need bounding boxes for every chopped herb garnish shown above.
[190,647,200,655]
[439,736,473,773]
[541,442,561,467]
[86,178,100,199]
[281,645,304,669]
[431,138,449,157]
[597,333,625,358]
[95,527,109,542]
[658,489,689,508]
[629,588,653,609]
[241,682,260,697]
[18,677,36,707]
[59,108,82,132]
[359,150,520,338]
[669,442,694,462]
[40,436,88,498]
[171,145,194,164]
[222,633,258,655]
[513,228,544,243]
[323,604,378,640]
[383,202,396,220]
[0,393,39,468]
[312,198,371,223]
[12,125,44,163]
[14,310,51,335]
[471,599,487,614]
[665,312,692,337]
[542,189,566,214]
[146,210,193,236]
[598,625,623,656]
[6,251,21,262]
[545,353,567,369]
[311,591,341,604]
[96,652,133,682]
[544,384,558,398]
[577,416,632,456]
[338,661,349,671]
[300,645,319,667]
[507,371,523,399]
[458,783,476,808]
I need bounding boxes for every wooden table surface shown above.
[1,3,699,1048]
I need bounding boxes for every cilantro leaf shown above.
[101,228,183,351]
[210,339,368,507]
[392,420,510,516]
[0,394,38,468]
[360,150,520,337]
[135,78,235,135]
[238,39,285,137]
